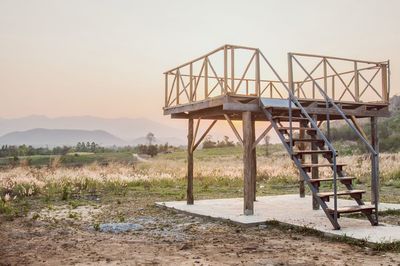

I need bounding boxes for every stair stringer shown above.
[260,106,341,230]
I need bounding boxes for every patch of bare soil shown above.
[1,196,400,266]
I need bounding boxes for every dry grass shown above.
[1,150,400,203]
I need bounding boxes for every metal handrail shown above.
[258,51,338,157]
[291,55,378,156]
[258,50,340,223]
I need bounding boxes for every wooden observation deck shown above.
[163,44,390,229]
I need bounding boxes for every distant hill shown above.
[0,115,185,142]
[0,128,127,147]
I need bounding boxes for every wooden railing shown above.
[164,45,390,108]
[289,53,390,103]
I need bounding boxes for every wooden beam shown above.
[192,118,201,151]
[350,115,368,141]
[223,102,260,112]
[252,124,272,150]
[243,111,254,215]
[192,120,218,151]
[187,118,194,205]
[224,114,243,145]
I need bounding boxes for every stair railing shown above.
[258,50,340,223]
[289,54,380,221]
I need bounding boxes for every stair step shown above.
[273,116,310,122]
[301,163,346,172]
[285,138,324,143]
[327,205,375,215]
[293,150,334,156]
[309,177,355,185]
[317,189,365,202]
[278,127,317,131]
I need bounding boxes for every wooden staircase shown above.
[260,100,378,229]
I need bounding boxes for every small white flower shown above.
[4,194,11,202]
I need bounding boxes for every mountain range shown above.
[0,116,186,147]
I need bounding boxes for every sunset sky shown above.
[0,0,399,129]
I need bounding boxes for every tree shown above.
[147,145,158,157]
[146,132,155,145]
[202,135,216,149]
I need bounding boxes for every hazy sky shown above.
[0,0,399,126]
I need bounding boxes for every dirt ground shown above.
[1,193,400,266]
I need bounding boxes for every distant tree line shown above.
[202,135,236,149]
[0,142,172,158]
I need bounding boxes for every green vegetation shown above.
[327,110,400,154]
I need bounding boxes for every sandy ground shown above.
[1,196,400,266]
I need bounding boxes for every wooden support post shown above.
[371,117,379,206]
[243,111,254,215]
[251,118,257,202]
[299,122,306,198]
[187,118,194,205]
[311,114,319,210]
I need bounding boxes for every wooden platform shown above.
[164,95,389,121]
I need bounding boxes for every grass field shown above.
[1,146,400,264]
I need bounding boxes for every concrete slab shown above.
[156,194,400,244]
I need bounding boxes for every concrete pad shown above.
[156,194,400,243]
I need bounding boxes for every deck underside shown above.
[164,95,390,121]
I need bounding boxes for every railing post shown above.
[331,76,335,101]
[189,63,193,102]
[165,73,168,107]
[354,62,360,101]
[255,49,260,96]
[323,58,327,95]
[381,63,389,102]
[204,58,208,98]
[231,47,235,93]
[176,70,180,105]
[224,45,228,94]
[288,53,294,95]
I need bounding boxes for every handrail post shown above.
[255,50,260,96]
[231,47,235,93]
[176,70,180,105]
[204,57,208,98]
[323,58,327,95]
[388,60,391,100]
[165,73,168,107]
[189,63,193,102]
[354,62,360,102]
[224,45,228,94]
[381,63,389,102]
